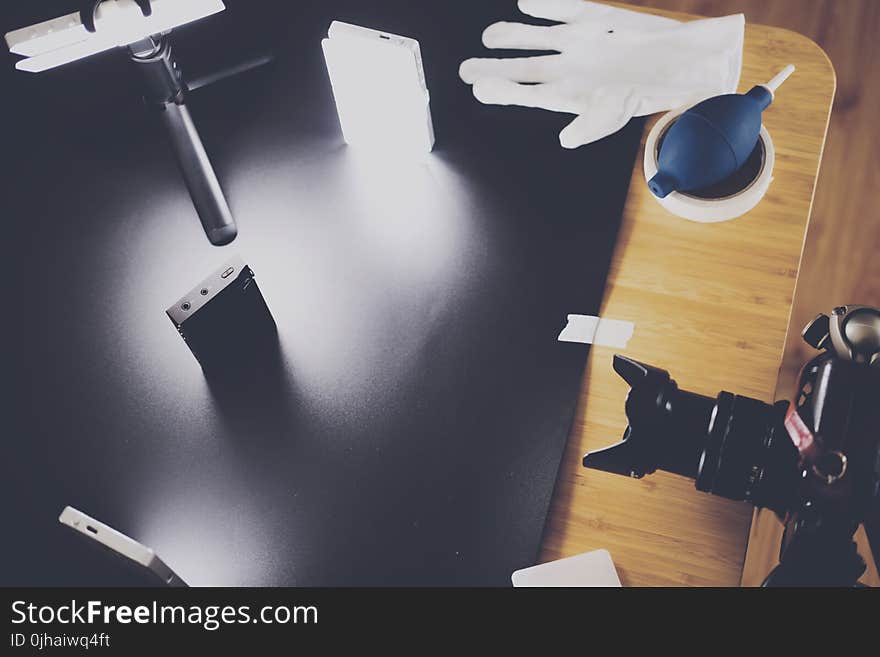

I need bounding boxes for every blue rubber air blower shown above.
[649,65,795,199]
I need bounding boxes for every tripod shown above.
[83,0,272,245]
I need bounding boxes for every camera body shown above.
[583,305,880,586]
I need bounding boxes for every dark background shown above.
[1,0,641,585]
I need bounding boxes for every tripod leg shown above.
[865,514,880,578]
[130,36,237,246]
[764,520,866,586]
[158,101,237,246]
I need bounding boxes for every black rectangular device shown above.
[166,256,277,372]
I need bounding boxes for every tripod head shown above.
[4,1,262,245]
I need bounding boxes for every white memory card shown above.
[512,549,622,587]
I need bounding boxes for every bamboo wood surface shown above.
[539,2,836,586]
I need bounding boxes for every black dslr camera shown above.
[583,305,880,586]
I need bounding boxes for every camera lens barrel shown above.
[654,385,793,508]
[697,394,789,504]
[700,393,755,496]
[659,388,716,479]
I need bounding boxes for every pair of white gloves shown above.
[459,0,745,148]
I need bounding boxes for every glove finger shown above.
[472,79,581,113]
[558,93,639,148]
[459,55,559,84]
[482,21,568,51]
[518,0,678,29]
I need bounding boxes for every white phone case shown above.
[512,549,622,587]
[322,21,435,153]
[59,506,187,587]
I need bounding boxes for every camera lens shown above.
[583,356,799,514]
[656,388,716,479]
[695,393,796,512]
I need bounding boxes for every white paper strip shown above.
[558,314,634,348]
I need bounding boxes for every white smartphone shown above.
[322,20,435,153]
[59,506,187,587]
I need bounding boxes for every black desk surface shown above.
[2,0,642,586]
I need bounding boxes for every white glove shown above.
[459,0,745,148]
